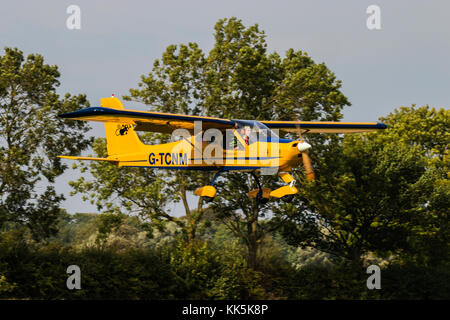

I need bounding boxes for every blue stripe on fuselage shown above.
[248,137,293,144]
[121,165,277,171]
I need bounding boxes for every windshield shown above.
[234,120,278,143]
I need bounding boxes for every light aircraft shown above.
[58,97,387,203]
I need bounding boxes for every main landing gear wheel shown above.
[248,172,271,205]
[248,187,272,204]
[256,191,270,205]
[203,196,215,203]
[194,170,222,201]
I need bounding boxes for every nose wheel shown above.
[248,171,272,205]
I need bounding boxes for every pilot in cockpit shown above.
[240,125,251,145]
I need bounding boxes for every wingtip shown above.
[377,122,388,129]
[58,107,105,119]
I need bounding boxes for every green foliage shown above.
[0,47,91,239]
[0,238,178,299]
[380,106,448,159]
[1,206,448,299]
[0,274,16,294]
[380,106,449,266]
[199,17,348,268]
[80,17,348,262]
[2,21,448,300]
[69,137,180,238]
[379,259,450,299]
[274,105,449,270]
[95,212,125,246]
[0,230,277,299]
[168,239,222,299]
[55,211,98,245]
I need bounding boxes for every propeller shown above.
[294,116,315,181]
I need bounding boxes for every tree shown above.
[69,136,180,239]
[71,18,350,267]
[125,40,210,241]
[378,106,449,265]
[203,18,349,269]
[274,105,449,268]
[0,47,91,239]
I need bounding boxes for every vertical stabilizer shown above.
[100,97,145,156]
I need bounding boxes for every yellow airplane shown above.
[58,97,387,203]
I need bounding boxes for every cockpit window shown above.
[234,120,278,144]
[193,120,278,151]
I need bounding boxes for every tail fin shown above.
[100,97,145,156]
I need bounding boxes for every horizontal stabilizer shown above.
[58,155,119,162]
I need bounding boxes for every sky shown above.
[1,0,449,215]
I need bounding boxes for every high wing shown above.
[59,107,234,133]
[260,120,387,133]
[59,104,387,134]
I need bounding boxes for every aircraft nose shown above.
[297,141,311,152]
